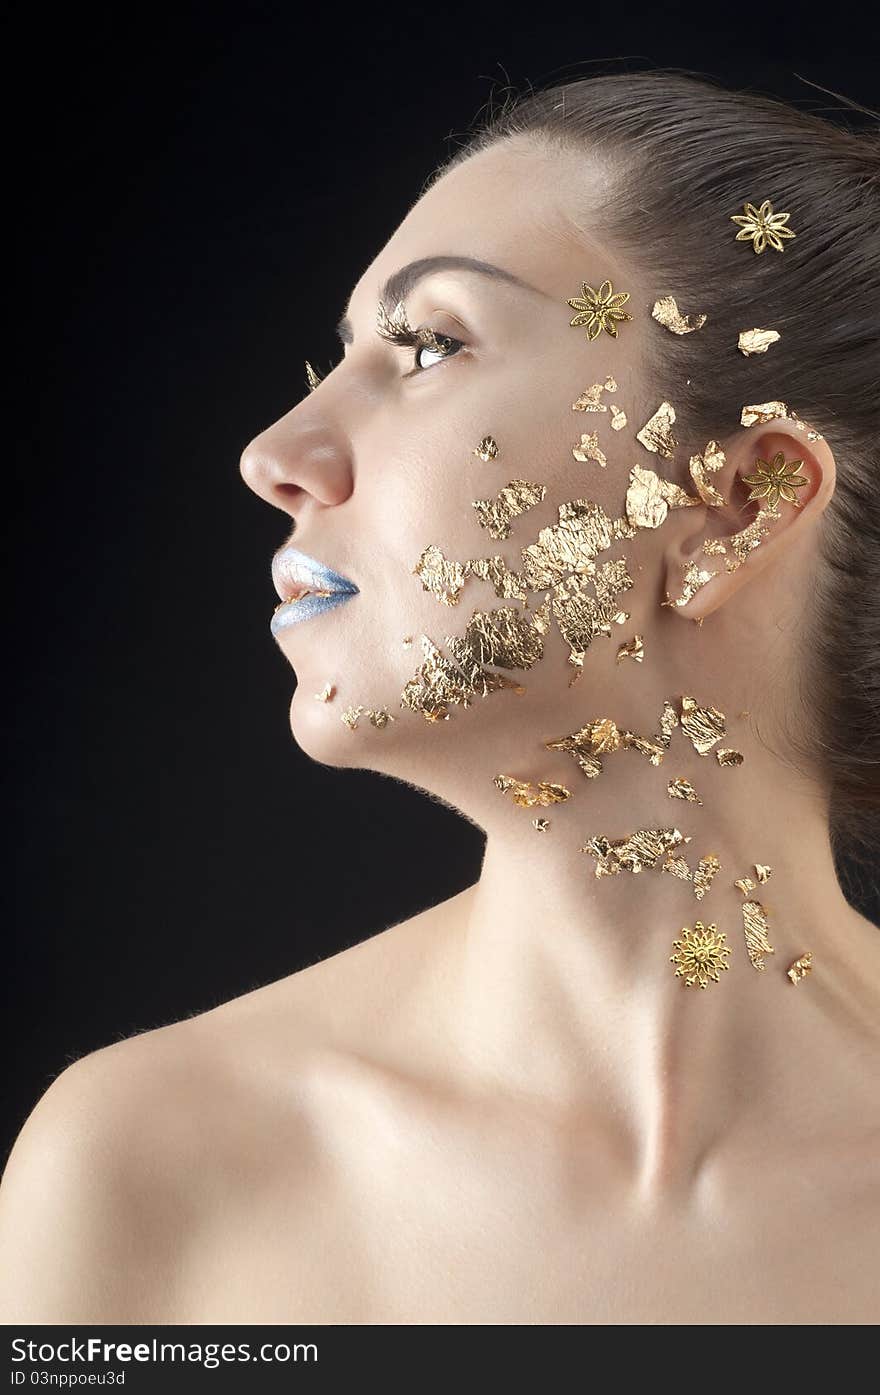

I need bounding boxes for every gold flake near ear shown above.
[671,923,731,988]
[305,360,323,392]
[581,827,690,877]
[787,951,813,984]
[661,560,717,610]
[668,777,702,804]
[472,480,547,540]
[616,634,644,663]
[651,296,707,335]
[742,899,776,971]
[473,436,499,462]
[738,328,781,356]
[730,199,796,254]
[572,432,607,468]
[572,377,617,412]
[742,453,809,509]
[493,775,572,809]
[567,280,632,340]
[315,683,336,702]
[626,464,700,530]
[716,748,744,766]
[636,402,678,459]
[680,694,726,755]
[689,441,727,508]
[740,401,823,440]
[726,506,782,569]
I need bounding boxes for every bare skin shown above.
[1,135,878,1324]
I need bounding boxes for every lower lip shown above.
[270,589,357,636]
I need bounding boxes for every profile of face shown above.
[239,136,824,833]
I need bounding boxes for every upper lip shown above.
[271,544,359,603]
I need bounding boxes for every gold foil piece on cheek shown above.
[738,328,781,356]
[787,951,813,984]
[572,432,607,468]
[688,441,727,508]
[304,360,323,392]
[581,827,690,877]
[636,402,678,460]
[616,634,644,663]
[315,683,336,702]
[625,465,701,530]
[551,560,635,674]
[692,854,722,901]
[493,775,572,809]
[520,500,635,590]
[472,480,547,540]
[341,705,364,729]
[755,864,772,883]
[473,436,499,462]
[464,556,530,604]
[609,405,627,430]
[742,899,776,971]
[651,296,708,335]
[716,748,744,766]
[734,876,757,896]
[667,777,703,804]
[670,923,731,989]
[680,694,726,755]
[413,544,468,606]
[571,376,617,412]
[533,818,550,832]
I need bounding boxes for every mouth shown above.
[271,544,359,604]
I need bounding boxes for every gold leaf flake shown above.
[651,296,707,335]
[621,699,680,766]
[493,775,572,809]
[604,376,618,391]
[701,538,728,556]
[739,400,824,440]
[693,854,721,900]
[787,951,813,984]
[626,464,700,530]
[472,479,547,540]
[716,748,744,766]
[662,854,693,883]
[636,402,678,459]
[551,559,635,674]
[609,404,627,430]
[742,898,776,971]
[315,682,336,702]
[533,817,550,832]
[520,499,635,590]
[472,435,499,462]
[366,708,395,728]
[680,694,726,754]
[668,776,702,804]
[734,876,757,896]
[738,328,781,356]
[727,506,781,568]
[412,543,468,605]
[616,634,644,663]
[464,555,530,604]
[341,705,364,729]
[755,864,772,883]
[572,380,613,412]
[581,827,689,877]
[572,431,608,468]
[304,360,322,392]
[661,560,716,609]
[688,440,727,508]
[402,635,413,647]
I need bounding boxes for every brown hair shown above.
[432,69,880,884]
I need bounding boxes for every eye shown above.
[404,327,466,378]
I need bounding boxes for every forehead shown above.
[345,136,611,319]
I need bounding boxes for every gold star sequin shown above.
[730,199,796,254]
[671,922,732,988]
[567,280,633,340]
[742,453,809,509]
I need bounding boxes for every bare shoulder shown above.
[0,882,477,1322]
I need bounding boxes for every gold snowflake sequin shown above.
[730,199,796,254]
[671,922,732,988]
[567,280,633,340]
[742,452,809,509]
[651,296,707,334]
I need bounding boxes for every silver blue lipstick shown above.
[270,544,359,637]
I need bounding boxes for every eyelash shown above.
[374,319,466,377]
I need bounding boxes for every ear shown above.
[661,422,836,622]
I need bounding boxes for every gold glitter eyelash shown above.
[375,298,457,359]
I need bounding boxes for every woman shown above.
[1,70,878,1324]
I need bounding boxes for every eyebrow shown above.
[335,254,546,346]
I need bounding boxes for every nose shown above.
[239,410,354,518]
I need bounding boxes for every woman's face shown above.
[240,137,664,811]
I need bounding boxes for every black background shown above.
[5,2,879,1166]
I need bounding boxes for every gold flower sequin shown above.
[493,775,572,809]
[738,328,781,356]
[742,453,809,509]
[636,402,678,460]
[304,360,323,392]
[616,634,644,664]
[742,899,776,971]
[567,280,632,340]
[730,199,796,254]
[651,296,707,335]
[472,480,547,540]
[473,435,499,462]
[671,922,732,988]
[572,431,608,468]
[787,951,813,984]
